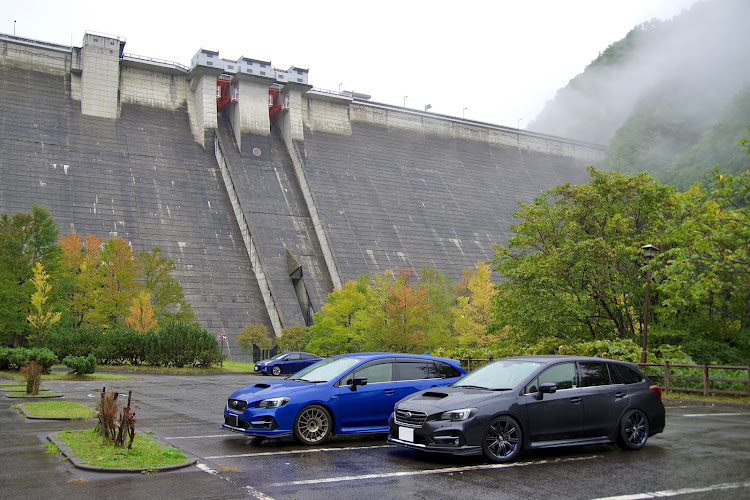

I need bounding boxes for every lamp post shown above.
[641,244,659,364]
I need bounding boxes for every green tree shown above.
[278,325,312,352]
[417,266,457,350]
[656,168,750,362]
[237,323,273,356]
[26,262,62,347]
[307,280,370,355]
[139,248,195,327]
[490,167,680,346]
[0,205,62,346]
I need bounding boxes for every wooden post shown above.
[664,361,670,393]
[747,364,750,397]
[467,357,472,372]
[100,387,106,438]
[703,363,709,396]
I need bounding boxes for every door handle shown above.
[615,392,626,399]
[570,397,582,404]
[385,389,395,395]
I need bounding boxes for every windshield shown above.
[269,353,288,360]
[453,359,542,390]
[288,357,362,382]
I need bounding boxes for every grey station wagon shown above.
[388,355,665,463]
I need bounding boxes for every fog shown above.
[527,0,750,145]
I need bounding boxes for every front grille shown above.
[394,409,428,427]
[227,399,247,412]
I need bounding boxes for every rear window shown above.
[579,362,611,387]
[612,364,644,384]
[435,361,462,379]
[397,361,439,380]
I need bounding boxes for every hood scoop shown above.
[419,391,449,399]
[254,383,271,389]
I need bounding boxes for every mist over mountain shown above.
[528,0,750,187]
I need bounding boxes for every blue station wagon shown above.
[223,353,466,445]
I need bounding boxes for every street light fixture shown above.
[640,244,659,364]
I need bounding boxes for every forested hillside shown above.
[528,0,750,188]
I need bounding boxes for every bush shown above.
[0,347,58,371]
[145,323,223,368]
[43,324,103,359]
[0,347,12,370]
[95,327,147,365]
[63,354,97,375]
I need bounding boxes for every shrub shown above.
[95,327,147,365]
[145,322,223,368]
[63,354,97,375]
[1,347,58,372]
[0,347,12,370]
[43,324,103,359]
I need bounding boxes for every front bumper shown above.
[387,414,483,456]
[222,411,291,437]
[387,434,482,456]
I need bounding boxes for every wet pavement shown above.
[1,371,749,499]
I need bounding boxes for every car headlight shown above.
[440,408,477,421]
[257,397,291,408]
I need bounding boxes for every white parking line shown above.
[266,455,599,487]
[164,434,236,440]
[683,412,750,418]
[205,444,393,460]
[197,463,276,500]
[591,480,750,499]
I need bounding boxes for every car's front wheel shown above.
[617,409,649,450]
[271,365,282,376]
[294,405,332,445]
[482,415,522,463]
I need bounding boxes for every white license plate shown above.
[399,426,414,442]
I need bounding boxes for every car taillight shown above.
[649,385,662,399]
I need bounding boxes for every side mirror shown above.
[349,377,368,391]
[535,383,558,400]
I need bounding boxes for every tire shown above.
[272,365,282,376]
[293,405,332,445]
[617,409,649,450]
[482,415,522,463]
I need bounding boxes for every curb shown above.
[47,430,197,473]
[5,393,63,399]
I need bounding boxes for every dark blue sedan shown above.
[254,352,322,376]
[224,353,466,445]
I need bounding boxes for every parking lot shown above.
[2,372,750,499]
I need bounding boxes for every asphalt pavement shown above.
[2,371,749,500]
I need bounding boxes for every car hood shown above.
[229,380,324,403]
[396,386,512,414]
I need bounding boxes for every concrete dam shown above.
[0,32,604,351]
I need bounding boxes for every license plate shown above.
[399,426,414,442]
[228,414,239,427]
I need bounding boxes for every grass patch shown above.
[1,385,49,392]
[57,429,186,469]
[23,401,96,419]
[0,369,131,381]
[9,391,61,398]
[664,391,750,407]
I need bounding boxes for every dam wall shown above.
[0,32,604,355]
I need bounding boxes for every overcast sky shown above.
[5,0,699,127]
